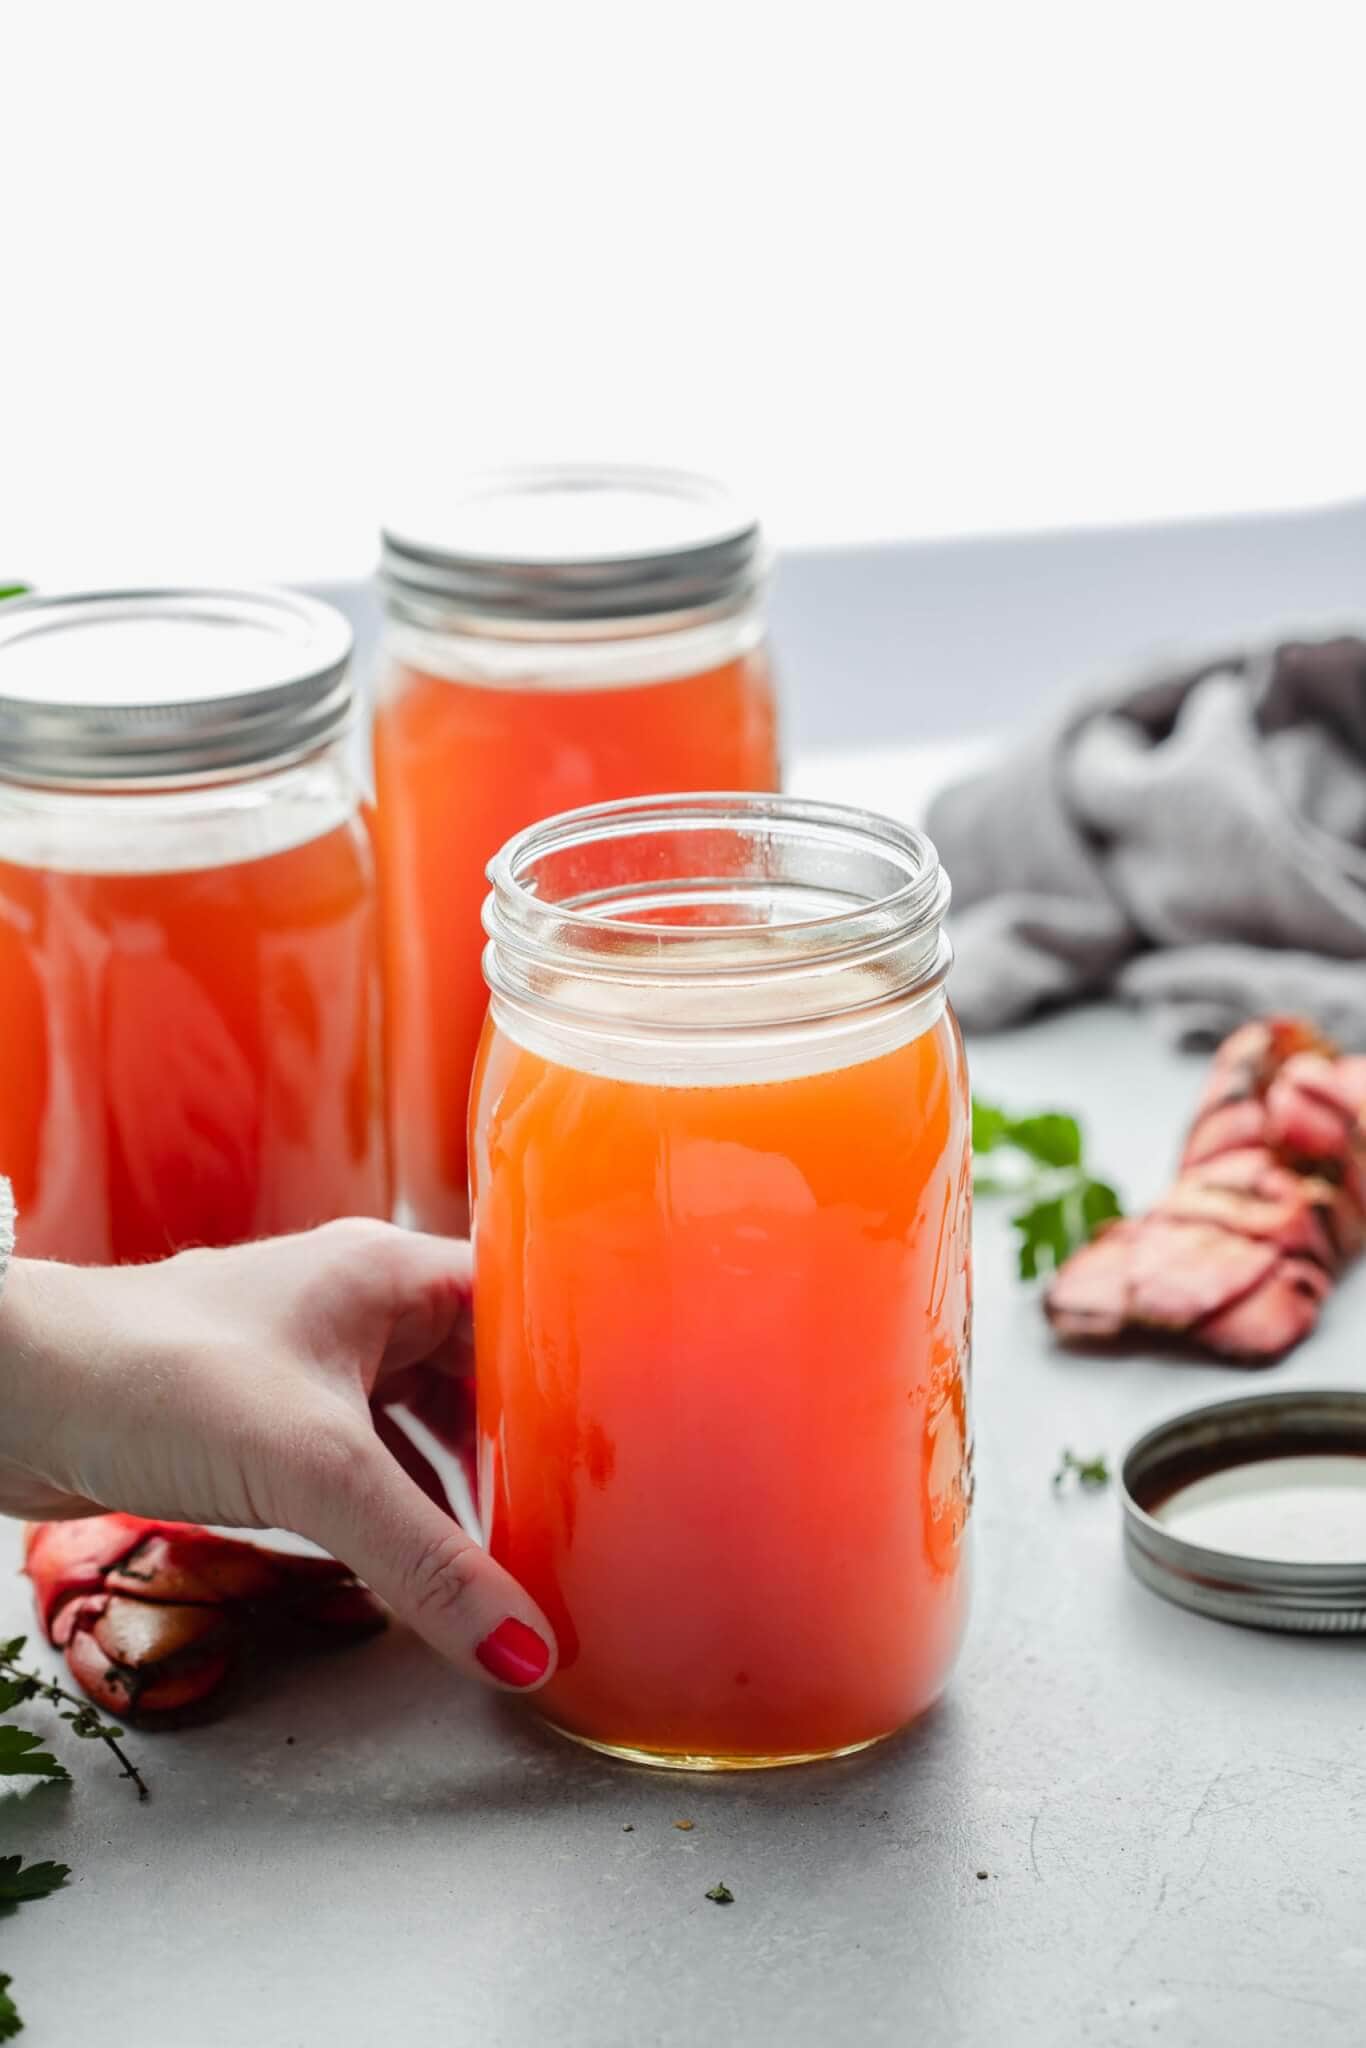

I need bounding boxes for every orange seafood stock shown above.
[472,1009,973,1767]
[373,651,779,1234]
[0,822,388,1263]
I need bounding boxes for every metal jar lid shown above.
[0,588,354,788]
[1121,1389,1366,1633]
[379,464,764,627]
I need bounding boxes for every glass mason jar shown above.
[373,465,782,1236]
[0,588,390,1262]
[472,793,972,1770]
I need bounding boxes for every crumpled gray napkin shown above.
[926,627,1366,1049]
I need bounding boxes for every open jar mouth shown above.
[483,794,952,1057]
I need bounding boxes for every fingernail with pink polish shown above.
[476,1616,551,1687]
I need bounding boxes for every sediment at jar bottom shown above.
[546,1721,923,1773]
[471,1007,973,1768]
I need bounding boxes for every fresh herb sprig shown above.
[0,1973,25,2044]
[973,1098,1122,1280]
[0,1638,147,1800]
[1053,1449,1111,1492]
[0,1860,73,2039]
[0,1637,147,2035]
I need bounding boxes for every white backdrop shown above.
[5,0,1365,588]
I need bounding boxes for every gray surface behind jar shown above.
[4,1003,1366,2047]
[315,491,1366,754]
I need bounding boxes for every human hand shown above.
[0,1221,555,1691]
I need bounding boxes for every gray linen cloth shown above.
[926,627,1366,1049]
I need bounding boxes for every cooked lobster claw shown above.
[1047,1014,1366,1364]
[24,1515,385,1718]
[22,1368,479,1719]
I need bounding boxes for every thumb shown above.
[298,1430,557,1693]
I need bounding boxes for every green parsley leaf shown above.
[1013,1194,1071,1281]
[971,1099,1010,1153]
[705,1882,735,1905]
[0,1726,70,1783]
[0,1680,39,1716]
[1053,1450,1111,1492]
[974,1095,1122,1280]
[0,1641,27,1666]
[1000,1112,1081,1170]
[1013,1177,1122,1279]
[0,588,29,604]
[0,1856,70,1910]
[1081,1179,1123,1234]
[971,1099,1080,1168]
[0,1853,70,2048]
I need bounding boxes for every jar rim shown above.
[485,791,951,984]
[482,792,953,1067]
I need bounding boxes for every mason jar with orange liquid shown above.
[471,794,972,1769]
[372,467,781,1236]
[0,589,389,1262]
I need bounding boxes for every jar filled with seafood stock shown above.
[472,793,972,1769]
[0,588,390,1260]
[373,465,782,1234]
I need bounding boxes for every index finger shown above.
[360,1229,474,1387]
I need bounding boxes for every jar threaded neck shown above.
[482,793,952,1075]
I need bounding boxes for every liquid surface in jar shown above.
[373,650,779,1235]
[471,1006,972,1766]
[0,822,389,1262]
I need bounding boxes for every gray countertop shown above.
[5,1002,1365,2048]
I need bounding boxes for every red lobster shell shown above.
[1046,1017,1366,1363]
[23,1515,385,1717]
[24,1358,479,1717]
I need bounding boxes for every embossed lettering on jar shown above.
[472,794,972,1770]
